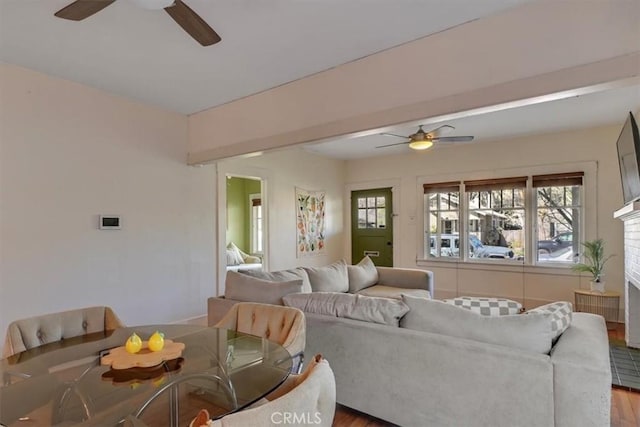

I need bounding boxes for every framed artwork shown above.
[296,187,326,257]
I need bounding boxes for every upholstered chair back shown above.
[3,306,124,358]
[214,302,306,364]
[206,354,336,427]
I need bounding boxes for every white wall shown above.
[0,65,216,352]
[345,125,625,313]
[215,149,346,294]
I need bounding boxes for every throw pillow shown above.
[226,249,242,266]
[347,256,379,293]
[401,295,552,354]
[239,268,312,293]
[225,271,303,305]
[527,301,573,340]
[444,296,523,316]
[226,242,245,265]
[283,292,409,326]
[303,260,349,293]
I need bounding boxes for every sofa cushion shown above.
[283,292,409,326]
[357,285,431,300]
[238,268,312,293]
[527,301,573,340]
[347,256,379,292]
[401,295,552,354]
[444,296,523,316]
[303,260,349,293]
[225,271,304,305]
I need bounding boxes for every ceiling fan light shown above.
[130,0,175,10]
[409,140,434,150]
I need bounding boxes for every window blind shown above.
[464,176,527,192]
[423,181,461,194]
[532,172,583,187]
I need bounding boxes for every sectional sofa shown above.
[207,259,611,427]
[207,258,433,326]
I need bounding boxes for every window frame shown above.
[530,172,584,267]
[418,163,594,269]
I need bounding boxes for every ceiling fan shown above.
[54,0,221,46]
[377,124,474,150]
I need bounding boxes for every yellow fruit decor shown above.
[125,333,142,354]
[148,331,165,352]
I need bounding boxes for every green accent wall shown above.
[226,177,261,253]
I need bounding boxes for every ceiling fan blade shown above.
[376,141,410,149]
[432,136,475,143]
[164,0,221,46]
[380,132,409,139]
[55,0,116,21]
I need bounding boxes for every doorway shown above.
[351,188,393,267]
[216,164,270,296]
[226,176,263,257]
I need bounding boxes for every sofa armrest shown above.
[207,297,242,326]
[550,313,611,427]
[374,267,434,298]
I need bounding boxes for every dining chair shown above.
[189,354,336,427]
[214,302,306,373]
[3,306,125,358]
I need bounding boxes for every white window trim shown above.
[416,161,597,268]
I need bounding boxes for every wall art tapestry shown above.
[296,187,326,257]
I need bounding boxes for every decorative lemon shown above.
[125,333,142,354]
[148,331,165,352]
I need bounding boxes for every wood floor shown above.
[332,324,640,427]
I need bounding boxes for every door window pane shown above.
[357,196,387,229]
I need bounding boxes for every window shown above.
[357,196,386,229]
[466,177,526,261]
[250,194,263,254]
[423,172,583,265]
[534,172,583,264]
[423,182,460,258]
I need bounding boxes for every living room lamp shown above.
[409,139,434,150]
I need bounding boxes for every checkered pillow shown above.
[444,297,523,316]
[527,301,573,340]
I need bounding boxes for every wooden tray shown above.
[100,340,185,370]
[101,357,184,384]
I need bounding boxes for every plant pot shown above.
[590,280,605,293]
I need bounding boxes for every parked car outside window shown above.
[430,234,514,259]
[537,232,573,254]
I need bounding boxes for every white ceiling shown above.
[304,83,640,160]
[0,0,533,115]
[2,0,638,162]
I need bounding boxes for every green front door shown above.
[351,188,393,267]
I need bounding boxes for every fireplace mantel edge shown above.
[614,201,640,221]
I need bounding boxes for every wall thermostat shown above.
[99,215,121,230]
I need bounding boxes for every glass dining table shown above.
[0,324,293,426]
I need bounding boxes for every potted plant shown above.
[571,238,614,292]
